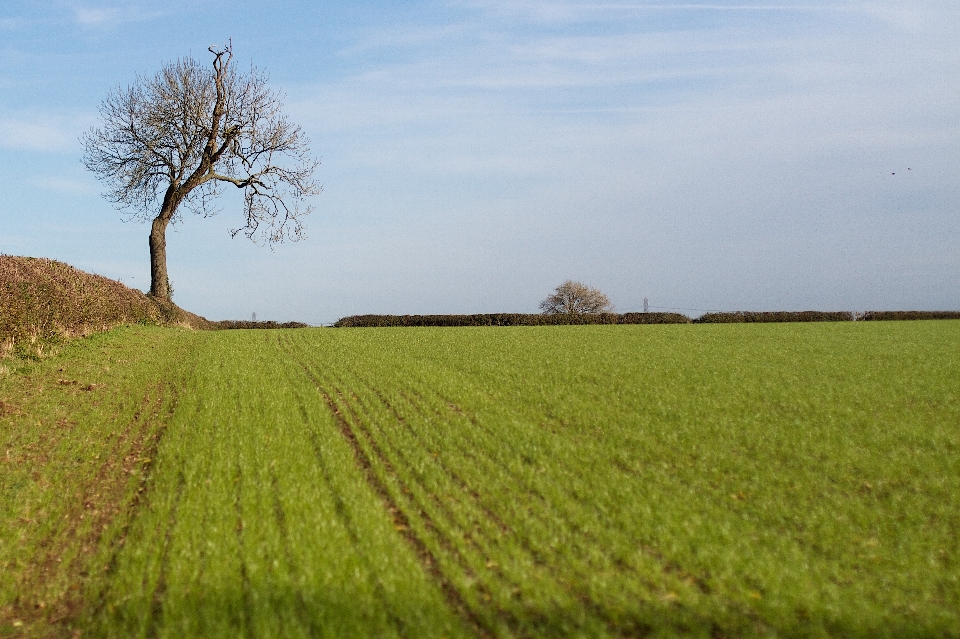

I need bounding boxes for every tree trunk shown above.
[149,215,172,299]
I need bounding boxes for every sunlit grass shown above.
[2,321,958,637]
[280,322,960,637]
[89,330,468,639]
[0,326,194,637]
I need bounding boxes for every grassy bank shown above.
[1,322,958,637]
[0,256,210,359]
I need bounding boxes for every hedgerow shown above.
[694,311,854,324]
[1,256,318,357]
[335,311,888,327]
[857,311,960,321]
[0,255,211,356]
[334,312,692,328]
[211,320,309,329]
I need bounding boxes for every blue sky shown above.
[1,1,957,323]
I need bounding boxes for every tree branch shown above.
[82,42,319,245]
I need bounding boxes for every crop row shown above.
[277,324,960,637]
[0,326,194,636]
[4,323,959,637]
[86,330,466,638]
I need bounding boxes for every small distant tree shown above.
[82,41,319,300]
[539,280,613,314]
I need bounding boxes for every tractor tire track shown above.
[411,389,710,631]
[287,338,616,636]
[232,464,255,639]
[298,403,413,639]
[146,469,187,639]
[368,384,666,636]
[276,336,493,639]
[277,334,711,637]
[9,383,175,635]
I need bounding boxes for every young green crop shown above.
[2,321,958,637]
[87,330,469,639]
[276,322,960,637]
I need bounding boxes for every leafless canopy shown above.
[539,280,614,314]
[82,42,319,245]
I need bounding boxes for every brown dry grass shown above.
[0,255,211,357]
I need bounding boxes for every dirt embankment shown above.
[1,255,212,355]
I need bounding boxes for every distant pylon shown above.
[252,312,257,322]
[643,297,648,313]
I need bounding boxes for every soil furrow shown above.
[233,465,254,639]
[9,384,171,635]
[268,466,316,639]
[388,388,665,635]
[146,469,187,639]
[276,340,492,639]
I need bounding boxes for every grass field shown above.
[1,322,958,638]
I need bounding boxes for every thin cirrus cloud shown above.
[327,5,872,94]
[0,114,89,153]
[455,0,956,36]
[454,0,858,20]
[303,20,937,177]
[588,4,858,9]
[31,176,97,195]
[290,2,957,284]
[72,4,170,28]
[74,7,123,25]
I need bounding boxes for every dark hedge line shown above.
[211,320,310,330]
[334,312,692,328]
[857,311,960,321]
[694,311,854,324]
[620,313,692,324]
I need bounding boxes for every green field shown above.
[1,322,958,638]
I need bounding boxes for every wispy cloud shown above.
[564,4,850,9]
[458,0,959,34]
[72,4,168,28]
[0,113,88,153]
[454,0,867,21]
[0,17,26,29]
[74,7,120,25]
[330,29,803,95]
[278,0,960,314]
[599,3,869,9]
[32,176,97,195]
[336,23,471,56]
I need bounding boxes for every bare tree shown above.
[539,280,613,314]
[82,41,319,300]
